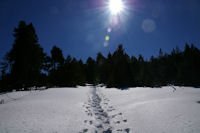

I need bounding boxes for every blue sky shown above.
[0,0,200,62]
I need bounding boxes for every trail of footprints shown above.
[80,87,130,133]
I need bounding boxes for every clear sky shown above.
[0,0,200,62]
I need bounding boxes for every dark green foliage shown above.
[86,57,97,84]
[1,21,200,92]
[48,45,65,86]
[96,52,106,83]
[177,44,200,86]
[106,45,133,87]
[48,53,86,87]
[0,21,45,91]
[70,59,86,86]
[51,45,64,69]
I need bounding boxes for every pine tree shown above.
[49,45,65,86]
[1,21,45,90]
[86,57,97,84]
[96,52,106,83]
[51,45,64,69]
[107,44,133,88]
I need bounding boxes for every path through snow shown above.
[80,86,130,133]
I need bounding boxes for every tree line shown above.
[0,21,200,92]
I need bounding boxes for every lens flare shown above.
[107,28,112,33]
[142,19,156,33]
[108,0,124,15]
[105,35,110,41]
[104,42,109,47]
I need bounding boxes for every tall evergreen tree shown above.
[51,45,64,69]
[96,52,106,83]
[1,21,44,90]
[49,46,65,86]
[86,57,97,84]
[107,44,133,88]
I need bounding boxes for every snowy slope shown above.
[0,86,200,133]
[100,86,200,133]
[0,87,90,133]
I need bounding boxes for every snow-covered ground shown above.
[0,86,200,133]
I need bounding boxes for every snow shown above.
[0,86,200,133]
[100,86,200,133]
[0,87,90,133]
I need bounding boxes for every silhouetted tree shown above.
[96,52,106,83]
[86,57,97,84]
[1,21,200,90]
[106,45,133,88]
[1,21,45,90]
[51,45,64,69]
[48,46,65,86]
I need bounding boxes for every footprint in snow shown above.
[80,86,130,133]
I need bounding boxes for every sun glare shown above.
[109,0,124,15]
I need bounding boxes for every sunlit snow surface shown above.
[0,86,200,133]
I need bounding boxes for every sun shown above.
[108,0,124,15]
